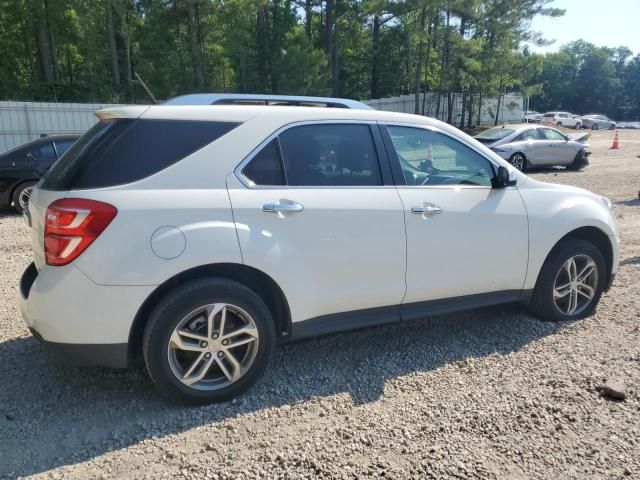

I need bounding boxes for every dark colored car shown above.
[0,135,79,214]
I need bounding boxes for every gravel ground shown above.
[1,129,639,479]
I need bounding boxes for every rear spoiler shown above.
[95,106,149,121]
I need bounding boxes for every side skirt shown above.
[290,290,531,341]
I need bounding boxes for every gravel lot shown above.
[1,129,639,479]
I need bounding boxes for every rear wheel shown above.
[575,122,582,129]
[529,239,605,322]
[143,278,276,405]
[592,124,599,130]
[609,124,615,130]
[12,181,36,215]
[508,152,526,171]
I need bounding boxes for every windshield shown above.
[475,128,515,141]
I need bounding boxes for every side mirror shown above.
[492,166,517,188]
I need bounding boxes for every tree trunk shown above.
[414,6,427,114]
[459,91,465,128]
[106,1,120,87]
[436,9,451,121]
[494,89,502,126]
[446,91,453,124]
[477,92,482,125]
[370,13,380,99]
[186,0,205,90]
[421,19,434,115]
[304,0,312,42]
[36,5,54,84]
[43,0,60,82]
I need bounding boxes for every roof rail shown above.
[163,93,372,110]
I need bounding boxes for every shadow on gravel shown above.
[0,207,19,219]
[0,305,569,478]
[615,198,640,207]
[619,256,640,266]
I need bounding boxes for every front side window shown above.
[54,140,75,158]
[541,128,566,140]
[386,126,494,187]
[242,123,382,187]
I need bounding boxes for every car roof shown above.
[96,104,449,127]
[163,93,372,110]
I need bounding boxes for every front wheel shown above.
[143,278,276,405]
[575,122,582,129]
[508,152,526,171]
[567,148,588,170]
[529,239,606,322]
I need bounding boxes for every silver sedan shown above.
[474,124,591,171]
[580,115,616,130]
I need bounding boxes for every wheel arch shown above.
[128,263,292,363]
[540,226,613,288]
[10,178,38,204]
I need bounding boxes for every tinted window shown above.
[54,140,76,157]
[242,139,285,186]
[541,128,566,140]
[41,119,239,190]
[30,142,56,161]
[516,129,542,141]
[387,126,494,187]
[279,124,381,186]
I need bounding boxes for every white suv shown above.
[20,104,619,404]
[541,111,582,129]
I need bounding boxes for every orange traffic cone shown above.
[610,130,620,149]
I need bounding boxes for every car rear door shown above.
[380,124,528,311]
[227,121,407,328]
[540,128,574,164]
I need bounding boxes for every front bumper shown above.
[19,262,154,368]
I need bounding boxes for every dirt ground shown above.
[0,129,639,479]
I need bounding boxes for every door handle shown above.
[411,203,443,215]
[263,199,304,214]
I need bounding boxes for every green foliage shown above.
[0,0,637,121]
[533,40,640,119]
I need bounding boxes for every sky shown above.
[527,0,640,55]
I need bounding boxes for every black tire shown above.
[609,124,615,130]
[508,152,527,171]
[575,123,582,129]
[12,181,36,215]
[143,278,276,405]
[529,239,606,322]
[592,124,599,131]
[567,148,588,170]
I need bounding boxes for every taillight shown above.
[44,198,117,266]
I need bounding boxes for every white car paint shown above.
[541,111,582,129]
[20,105,619,359]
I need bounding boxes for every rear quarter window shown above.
[41,119,239,190]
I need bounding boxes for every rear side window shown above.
[41,119,239,190]
[242,123,382,187]
[30,142,56,161]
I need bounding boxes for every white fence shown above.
[1,94,523,152]
[365,92,523,126]
[0,101,121,152]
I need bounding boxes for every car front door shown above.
[513,128,545,166]
[227,122,407,327]
[380,124,528,311]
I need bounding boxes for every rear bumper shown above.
[29,328,128,368]
[19,262,154,368]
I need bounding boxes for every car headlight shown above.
[600,196,613,211]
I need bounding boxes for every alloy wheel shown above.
[553,254,599,316]
[18,186,33,211]
[167,303,260,390]
[510,154,525,171]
